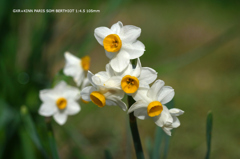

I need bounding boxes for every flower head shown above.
[94,21,145,72]
[104,58,157,95]
[81,71,127,111]
[39,81,81,125]
[63,52,90,86]
[128,80,184,136]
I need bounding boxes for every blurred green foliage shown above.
[0,0,240,158]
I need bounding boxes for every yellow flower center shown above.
[103,34,122,52]
[56,97,67,110]
[81,56,90,71]
[90,91,106,108]
[121,75,139,94]
[147,101,163,117]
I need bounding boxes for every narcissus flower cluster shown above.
[38,21,184,135]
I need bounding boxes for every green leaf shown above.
[104,149,113,159]
[20,106,48,159]
[19,127,36,159]
[46,120,59,159]
[162,134,170,159]
[152,127,164,159]
[0,99,19,158]
[205,111,213,159]
[145,137,153,158]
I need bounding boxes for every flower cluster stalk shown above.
[128,95,144,159]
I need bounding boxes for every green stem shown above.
[128,95,144,159]
[205,111,213,159]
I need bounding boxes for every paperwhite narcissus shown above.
[39,81,81,125]
[103,58,157,95]
[128,80,184,136]
[81,71,127,111]
[63,52,90,86]
[94,21,145,72]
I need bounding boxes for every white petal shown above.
[132,87,152,103]
[106,63,115,77]
[54,81,68,91]
[114,99,127,111]
[153,106,173,127]
[170,116,180,128]
[139,67,158,85]
[104,76,121,88]
[66,100,81,115]
[39,89,58,103]
[97,85,109,94]
[105,96,127,111]
[134,108,150,120]
[53,112,68,125]
[87,71,96,87]
[118,62,133,77]
[92,75,102,85]
[169,108,184,117]
[62,86,81,100]
[110,21,123,34]
[81,86,96,101]
[122,41,145,59]
[74,72,85,86]
[64,52,80,65]
[128,100,148,113]
[81,77,90,90]
[147,80,165,101]
[105,50,117,59]
[108,98,127,111]
[63,64,80,79]
[64,53,84,86]
[157,86,175,104]
[132,58,141,77]
[162,127,172,136]
[139,81,150,89]
[95,71,110,84]
[94,27,112,45]
[38,102,57,116]
[103,88,124,99]
[110,50,130,72]
[63,63,82,83]
[106,99,116,106]
[119,25,141,43]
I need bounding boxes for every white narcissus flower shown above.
[94,21,145,72]
[104,58,157,95]
[128,80,184,136]
[81,71,127,111]
[39,81,81,125]
[63,52,90,86]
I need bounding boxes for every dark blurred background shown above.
[0,0,240,159]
